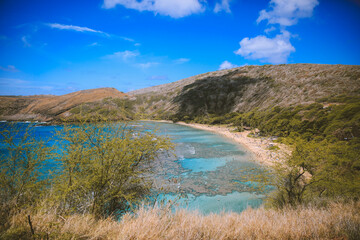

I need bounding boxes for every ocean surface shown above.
[138,121,269,214]
[0,121,270,214]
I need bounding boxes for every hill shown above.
[128,64,360,119]
[0,87,128,121]
[1,64,359,122]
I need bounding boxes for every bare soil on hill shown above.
[0,87,127,121]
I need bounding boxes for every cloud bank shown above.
[0,65,19,72]
[103,0,205,18]
[257,0,319,26]
[235,31,295,64]
[214,0,232,13]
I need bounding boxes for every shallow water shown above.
[137,121,269,214]
[0,121,270,214]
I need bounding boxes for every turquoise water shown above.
[159,192,263,214]
[0,121,269,214]
[136,121,269,214]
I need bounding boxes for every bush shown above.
[0,120,173,231]
[49,120,173,218]
[0,124,52,229]
[268,138,360,208]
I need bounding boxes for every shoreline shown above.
[175,122,288,167]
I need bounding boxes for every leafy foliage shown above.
[50,121,172,218]
[0,120,173,234]
[268,138,360,208]
[0,124,52,230]
[181,96,360,142]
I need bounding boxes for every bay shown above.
[0,121,270,215]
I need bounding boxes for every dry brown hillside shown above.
[0,88,127,121]
[128,64,360,118]
[1,64,359,121]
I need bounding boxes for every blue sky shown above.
[0,0,359,95]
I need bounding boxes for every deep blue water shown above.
[0,121,269,214]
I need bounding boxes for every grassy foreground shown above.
[4,201,359,240]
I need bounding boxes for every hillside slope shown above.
[0,88,128,121]
[0,64,359,122]
[128,64,360,118]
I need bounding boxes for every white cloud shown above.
[102,0,205,18]
[257,0,319,26]
[0,78,56,94]
[0,65,19,72]
[264,26,276,34]
[148,75,168,81]
[47,23,110,37]
[219,60,237,70]
[0,78,28,86]
[104,50,140,61]
[46,23,135,42]
[137,62,159,69]
[38,86,54,91]
[103,50,159,69]
[173,58,190,64]
[21,36,31,47]
[120,36,135,42]
[235,31,295,64]
[88,42,100,47]
[214,0,232,13]
[234,0,318,64]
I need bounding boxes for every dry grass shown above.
[0,87,127,121]
[128,64,360,117]
[4,201,360,239]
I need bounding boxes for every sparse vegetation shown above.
[128,64,360,120]
[66,98,137,121]
[3,202,359,239]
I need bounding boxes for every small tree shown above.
[51,120,173,218]
[0,124,52,228]
[268,138,360,208]
[267,163,311,208]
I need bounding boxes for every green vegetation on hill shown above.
[185,95,360,141]
[172,95,360,206]
[67,97,137,121]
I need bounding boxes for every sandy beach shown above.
[176,122,289,167]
